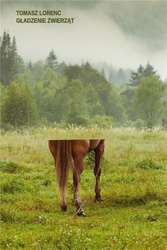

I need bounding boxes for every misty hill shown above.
[3,1,165,50]
[76,1,166,50]
[11,1,165,50]
[106,1,166,50]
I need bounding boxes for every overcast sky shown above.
[1,1,167,80]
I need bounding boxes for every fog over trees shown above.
[1,31,166,131]
[1,1,166,130]
[1,1,166,80]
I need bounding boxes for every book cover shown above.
[1,1,167,249]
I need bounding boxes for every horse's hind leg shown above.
[73,156,85,216]
[94,140,104,202]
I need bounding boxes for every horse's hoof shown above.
[77,212,86,217]
[77,209,86,217]
[81,212,86,217]
[62,207,67,211]
[61,205,67,211]
[94,197,103,202]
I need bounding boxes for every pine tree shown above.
[130,62,159,86]
[45,50,58,71]
[0,32,22,86]
[10,36,18,78]
[116,68,125,85]
[144,62,158,78]
[1,31,11,85]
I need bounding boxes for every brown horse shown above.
[48,139,105,216]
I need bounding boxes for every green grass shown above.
[0,127,167,249]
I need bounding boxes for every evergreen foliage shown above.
[1,32,166,130]
[121,62,163,125]
[0,32,24,86]
[45,50,58,71]
[130,62,159,86]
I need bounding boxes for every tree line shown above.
[1,32,167,131]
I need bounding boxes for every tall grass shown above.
[0,127,167,249]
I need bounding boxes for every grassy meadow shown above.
[0,127,167,249]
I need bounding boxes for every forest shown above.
[0,31,167,131]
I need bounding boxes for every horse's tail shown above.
[55,140,72,199]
